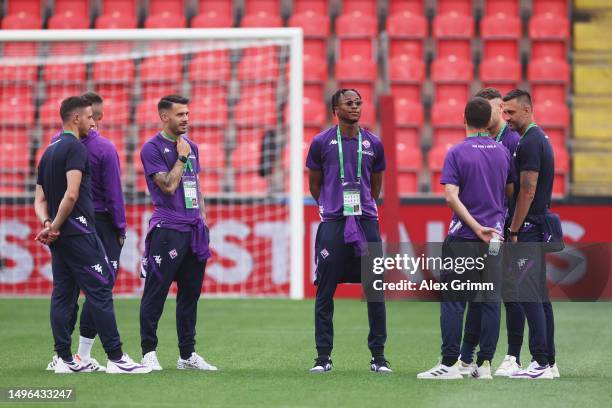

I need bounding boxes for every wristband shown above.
[42,218,52,227]
[178,155,188,163]
[508,229,519,237]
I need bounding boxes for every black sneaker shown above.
[310,357,332,373]
[370,357,392,373]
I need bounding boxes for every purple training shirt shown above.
[52,129,126,236]
[440,135,514,240]
[305,126,386,221]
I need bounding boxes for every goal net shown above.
[0,28,304,299]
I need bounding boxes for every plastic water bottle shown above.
[488,234,501,256]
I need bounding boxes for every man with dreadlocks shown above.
[305,89,390,373]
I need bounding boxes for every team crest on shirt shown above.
[76,216,88,226]
[153,255,162,266]
[362,140,371,149]
[169,249,178,259]
[92,264,103,275]
[320,249,330,259]
[111,261,118,271]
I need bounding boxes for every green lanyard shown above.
[522,122,537,138]
[336,126,362,182]
[467,132,489,138]
[495,122,507,142]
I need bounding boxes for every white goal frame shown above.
[0,28,305,300]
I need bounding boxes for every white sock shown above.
[77,336,95,361]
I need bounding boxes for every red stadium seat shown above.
[197,142,226,171]
[533,0,567,17]
[6,0,42,18]
[397,142,422,195]
[190,51,231,83]
[431,56,473,102]
[484,0,519,16]
[149,0,184,16]
[190,96,229,127]
[93,59,135,84]
[551,145,569,196]
[94,83,131,104]
[44,62,87,84]
[294,0,328,14]
[336,11,378,60]
[1,11,41,29]
[0,63,37,83]
[389,0,424,15]
[244,0,280,15]
[234,172,268,194]
[231,142,261,171]
[237,53,280,82]
[386,11,427,60]
[429,144,453,193]
[0,97,35,127]
[234,96,277,127]
[303,53,328,84]
[136,99,161,128]
[0,143,29,170]
[289,11,329,60]
[395,97,424,128]
[335,55,377,102]
[438,0,472,16]
[190,128,224,145]
[431,99,464,147]
[48,11,90,29]
[191,84,228,103]
[102,97,130,126]
[191,11,233,27]
[140,55,183,83]
[145,12,187,28]
[389,54,425,100]
[0,171,27,194]
[480,56,521,95]
[241,12,282,27]
[0,84,33,101]
[101,0,138,17]
[143,83,180,102]
[55,0,89,16]
[481,13,521,60]
[433,12,474,60]
[95,12,137,28]
[303,97,326,126]
[528,57,569,103]
[529,12,569,60]
[342,0,377,15]
[535,100,570,145]
[45,84,85,103]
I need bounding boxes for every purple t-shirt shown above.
[305,126,386,221]
[52,129,126,236]
[440,135,514,240]
[140,133,202,221]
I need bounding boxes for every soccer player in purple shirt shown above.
[503,89,557,380]
[417,97,514,380]
[457,88,525,377]
[35,96,150,374]
[306,89,390,373]
[138,95,216,371]
[45,92,127,372]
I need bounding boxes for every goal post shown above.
[0,28,304,299]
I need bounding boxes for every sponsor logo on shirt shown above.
[362,150,375,157]
[153,255,162,266]
[169,249,178,259]
[92,264,103,275]
[76,216,88,226]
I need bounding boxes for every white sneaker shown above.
[177,352,218,371]
[510,361,553,380]
[494,355,521,377]
[74,354,106,372]
[417,361,463,380]
[470,360,493,379]
[46,355,58,371]
[310,357,332,373]
[54,357,94,374]
[550,363,560,378]
[106,354,152,374]
[458,360,475,376]
[141,351,163,371]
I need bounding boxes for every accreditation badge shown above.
[342,181,362,216]
[183,175,199,209]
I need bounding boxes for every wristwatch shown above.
[178,155,188,163]
[507,229,519,237]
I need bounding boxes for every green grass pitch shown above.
[1,298,611,407]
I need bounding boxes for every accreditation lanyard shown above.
[522,122,537,138]
[337,126,363,216]
[495,122,507,143]
[182,157,199,209]
[467,132,489,138]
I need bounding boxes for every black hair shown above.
[330,88,362,116]
[475,87,502,100]
[502,89,532,107]
[464,97,492,129]
[81,91,103,105]
[60,96,92,123]
[158,94,189,112]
